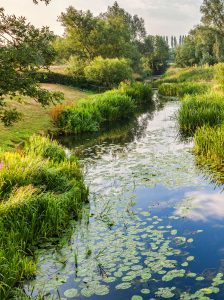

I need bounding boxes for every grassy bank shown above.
[0,135,88,299]
[160,65,224,182]
[54,82,153,135]
[158,82,210,98]
[195,125,224,175]
[0,84,91,150]
[178,93,224,135]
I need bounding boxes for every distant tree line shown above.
[162,35,187,48]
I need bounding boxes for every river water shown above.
[25,94,224,299]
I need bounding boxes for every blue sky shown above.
[1,0,203,36]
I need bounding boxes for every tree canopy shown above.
[0,7,62,125]
[175,0,224,67]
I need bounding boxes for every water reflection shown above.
[176,191,224,222]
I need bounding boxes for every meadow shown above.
[0,84,91,150]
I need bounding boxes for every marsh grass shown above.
[194,125,224,181]
[55,82,153,134]
[158,82,210,98]
[178,93,224,135]
[0,136,88,299]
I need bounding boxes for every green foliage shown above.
[0,8,63,126]
[139,35,169,75]
[0,135,88,299]
[67,56,89,80]
[195,125,224,170]
[214,63,224,85]
[160,66,214,84]
[175,0,224,68]
[158,82,210,97]
[58,2,145,65]
[119,81,153,105]
[55,91,135,134]
[84,57,133,88]
[178,93,224,135]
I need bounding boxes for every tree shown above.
[0,8,63,125]
[57,2,146,70]
[201,0,224,35]
[140,36,169,75]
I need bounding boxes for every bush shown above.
[158,82,210,98]
[194,125,224,170]
[119,81,153,105]
[67,56,89,80]
[55,91,135,134]
[0,136,88,298]
[84,57,133,88]
[178,93,224,135]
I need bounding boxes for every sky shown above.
[1,0,203,36]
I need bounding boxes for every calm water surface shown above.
[25,95,224,300]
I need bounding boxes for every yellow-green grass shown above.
[194,125,224,183]
[0,135,88,299]
[0,84,92,150]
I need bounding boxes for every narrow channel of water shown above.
[25,93,224,299]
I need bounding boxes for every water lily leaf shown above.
[64,288,78,298]
[131,296,143,300]
[141,288,150,294]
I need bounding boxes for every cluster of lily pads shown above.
[25,208,224,299]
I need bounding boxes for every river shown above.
[25,93,224,300]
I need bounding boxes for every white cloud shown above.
[1,0,203,36]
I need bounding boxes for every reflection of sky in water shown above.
[176,191,224,222]
[25,98,224,299]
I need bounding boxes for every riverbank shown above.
[0,135,88,299]
[157,65,224,183]
[53,82,153,135]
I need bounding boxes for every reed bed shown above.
[178,93,224,135]
[0,135,88,299]
[54,82,153,134]
[158,82,210,98]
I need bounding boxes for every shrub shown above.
[0,136,88,298]
[84,56,133,88]
[178,93,224,135]
[67,56,89,79]
[119,81,153,105]
[158,82,210,97]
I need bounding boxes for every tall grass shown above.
[119,81,153,105]
[194,125,224,182]
[54,82,153,134]
[0,136,88,299]
[195,125,224,166]
[158,82,210,97]
[162,65,214,83]
[178,93,224,135]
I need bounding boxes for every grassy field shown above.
[0,84,91,150]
